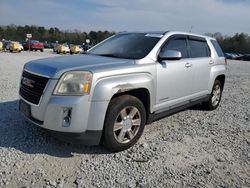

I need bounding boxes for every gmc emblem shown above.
[22,77,35,88]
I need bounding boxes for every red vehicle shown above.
[24,40,44,52]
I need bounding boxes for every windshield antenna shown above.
[189,26,193,33]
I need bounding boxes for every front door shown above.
[156,35,194,110]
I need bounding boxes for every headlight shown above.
[53,71,92,95]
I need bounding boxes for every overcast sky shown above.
[0,0,249,35]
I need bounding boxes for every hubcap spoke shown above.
[118,130,126,142]
[114,122,123,131]
[132,118,141,126]
[212,96,216,104]
[120,109,127,119]
[128,107,138,118]
[213,90,217,95]
[127,130,134,140]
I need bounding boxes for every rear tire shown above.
[202,80,222,110]
[103,95,146,152]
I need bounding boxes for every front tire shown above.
[103,95,146,152]
[202,80,222,110]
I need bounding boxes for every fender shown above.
[208,64,226,92]
[85,73,154,132]
[91,73,154,104]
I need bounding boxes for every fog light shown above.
[62,107,72,127]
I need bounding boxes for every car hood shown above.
[24,54,134,78]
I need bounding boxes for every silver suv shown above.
[19,31,226,151]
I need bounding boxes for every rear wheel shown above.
[202,80,222,110]
[103,95,146,152]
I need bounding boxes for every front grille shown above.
[19,71,49,105]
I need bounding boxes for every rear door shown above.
[187,36,211,96]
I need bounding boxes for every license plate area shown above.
[19,100,31,118]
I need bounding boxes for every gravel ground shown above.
[0,51,249,188]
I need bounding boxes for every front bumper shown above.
[48,129,103,145]
[19,79,109,145]
[19,96,108,145]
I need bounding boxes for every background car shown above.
[56,43,70,54]
[70,45,81,54]
[82,44,92,51]
[9,41,22,52]
[224,53,233,59]
[0,41,3,51]
[242,54,250,61]
[44,43,53,49]
[3,41,11,51]
[23,40,44,52]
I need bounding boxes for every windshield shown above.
[88,33,162,59]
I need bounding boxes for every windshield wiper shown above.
[97,54,120,58]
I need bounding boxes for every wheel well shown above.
[112,88,150,119]
[216,75,225,90]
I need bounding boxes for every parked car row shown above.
[224,52,250,61]
[53,43,86,54]
[1,39,92,55]
[0,41,23,52]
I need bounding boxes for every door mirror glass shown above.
[159,50,182,61]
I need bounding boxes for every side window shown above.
[188,39,210,58]
[162,38,189,58]
[210,40,224,57]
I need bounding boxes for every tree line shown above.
[0,25,249,53]
[205,32,250,54]
[0,24,114,45]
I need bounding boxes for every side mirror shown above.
[158,50,182,61]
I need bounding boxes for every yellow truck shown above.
[56,44,70,54]
[0,41,3,51]
[10,41,22,52]
[70,45,81,54]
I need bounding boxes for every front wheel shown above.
[103,95,146,152]
[202,80,222,110]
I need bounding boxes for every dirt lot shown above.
[0,51,249,188]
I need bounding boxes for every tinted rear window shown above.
[188,39,210,58]
[211,40,224,57]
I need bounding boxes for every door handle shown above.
[209,60,214,64]
[185,62,192,68]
